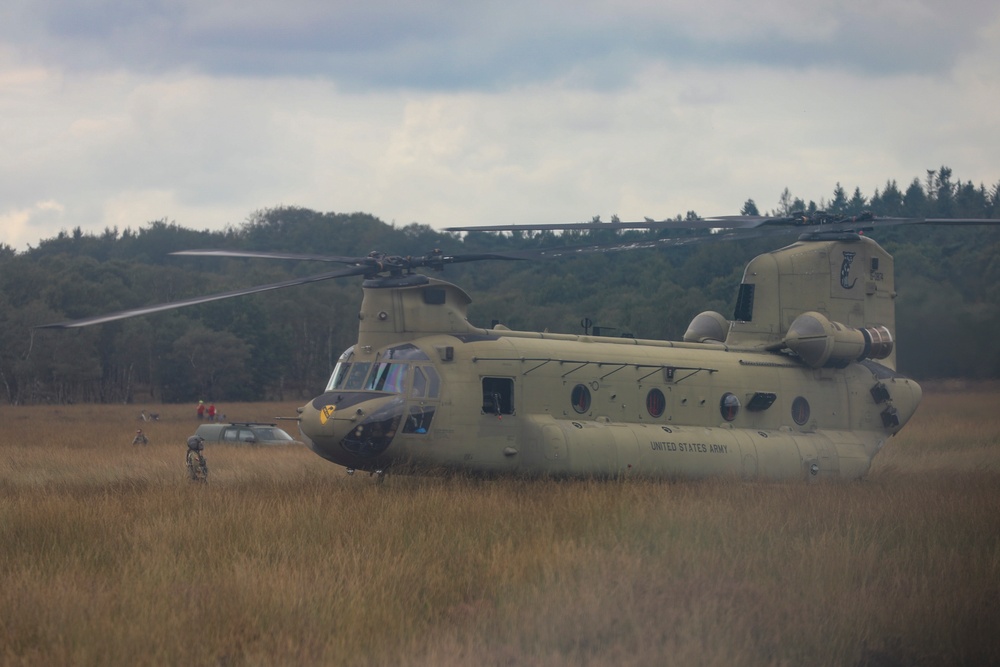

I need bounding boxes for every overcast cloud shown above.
[2,0,998,249]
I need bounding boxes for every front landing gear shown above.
[345,467,386,484]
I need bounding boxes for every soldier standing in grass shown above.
[132,429,149,445]
[186,435,208,482]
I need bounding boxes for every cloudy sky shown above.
[2,1,998,250]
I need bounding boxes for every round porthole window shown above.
[720,392,740,421]
[792,396,811,426]
[571,384,591,414]
[646,389,666,418]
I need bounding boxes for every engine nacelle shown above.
[783,311,893,368]
[683,311,730,344]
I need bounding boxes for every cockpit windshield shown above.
[325,344,433,394]
[365,362,408,392]
[327,347,372,391]
[327,347,355,391]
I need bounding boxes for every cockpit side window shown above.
[403,406,435,434]
[412,367,427,397]
[411,366,441,399]
[326,346,356,391]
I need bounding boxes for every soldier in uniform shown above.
[132,429,149,445]
[186,435,208,482]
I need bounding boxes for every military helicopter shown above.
[39,212,997,482]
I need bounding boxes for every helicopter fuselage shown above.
[297,257,921,482]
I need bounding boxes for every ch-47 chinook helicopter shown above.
[40,212,997,482]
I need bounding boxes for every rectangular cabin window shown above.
[482,377,514,416]
[734,283,755,322]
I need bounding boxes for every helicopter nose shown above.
[299,393,406,469]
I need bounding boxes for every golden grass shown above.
[1,390,999,667]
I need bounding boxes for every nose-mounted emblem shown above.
[320,405,337,425]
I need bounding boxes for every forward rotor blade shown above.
[173,249,366,264]
[174,249,530,268]
[37,266,369,329]
[418,251,531,265]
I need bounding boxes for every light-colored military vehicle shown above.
[194,422,302,446]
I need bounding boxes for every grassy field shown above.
[1,388,999,667]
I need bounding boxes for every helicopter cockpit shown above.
[327,344,439,395]
[308,343,441,464]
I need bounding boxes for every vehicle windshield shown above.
[253,427,295,442]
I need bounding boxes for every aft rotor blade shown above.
[779,216,1000,234]
[917,218,1000,226]
[37,266,369,329]
[447,216,1000,235]
[445,219,751,232]
[508,228,781,260]
[511,216,1000,259]
[508,223,868,260]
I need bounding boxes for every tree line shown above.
[1,167,998,404]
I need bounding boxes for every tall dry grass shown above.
[1,389,998,667]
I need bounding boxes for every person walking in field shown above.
[132,429,149,445]
[186,435,208,482]
[207,403,216,422]
[196,400,206,420]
